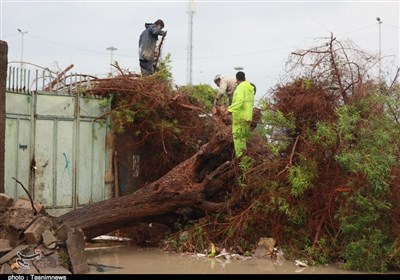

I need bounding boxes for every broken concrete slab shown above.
[0,244,29,265]
[1,202,89,275]
[0,263,12,274]
[0,239,12,253]
[7,208,36,230]
[13,198,45,214]
[35,244,55,257]
[33,251,72,274]
[24,216,52,244]
[13,265,39,274]
[42,229,57,249]
[34,254,58,269]
[0,194,13,211]
[66,228,89,274]
[55,222,73,242]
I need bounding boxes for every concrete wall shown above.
[0,41,8,193]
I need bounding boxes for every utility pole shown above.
[17,28,28,69]
[186,0,195,85]
[106,46,117,76]
[376,17,383,81]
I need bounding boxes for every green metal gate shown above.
[4,66,110,216]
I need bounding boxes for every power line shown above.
[383,23,400,29]
[7,20,394,64]
[338,23,376,36]
[26,33,137,58]
[1,33,19,38]
[27,34,108,55]
[182,22,386,60]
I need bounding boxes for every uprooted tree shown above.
[61,105,245,239]
[60,65,259,238]
[61,35,400,272]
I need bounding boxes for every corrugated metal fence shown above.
[4,66,110,216]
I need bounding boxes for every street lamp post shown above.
[17,28,28,69]
[106,46,117,76]
[376,17,383,81]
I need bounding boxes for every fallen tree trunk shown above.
[60,116,237,239]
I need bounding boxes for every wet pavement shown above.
[85,245,368,274]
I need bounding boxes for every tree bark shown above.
[60,121,236,239]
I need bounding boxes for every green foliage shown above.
[337,192,392,272]
[120,46,400,273]
[239,155,254,173]
[335,102,397,195]
[332,94,400,271]
[273,195,290,216]
[287,158,317,197]
[339,193,391,234]
[157,52,173,82]
[58,248,70,269]
[110,100,151,134]
[167,85,400,272]
[192,223,207,251]
[124,109,136,124]
[156,119,181,136]
[301,79,313,90]
[98,95,112,109]
[382,82,400,122]
[304,238,330,265]
[240,84,400,272]
[309,121,337,148]
[259,103,296,155]
[181,84,216,112]
[165,222,208,253]
[336,105,360,143]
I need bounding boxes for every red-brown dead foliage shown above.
[88,73,216,186]
[273,79,337,132]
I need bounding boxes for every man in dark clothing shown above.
[138,19,166,75]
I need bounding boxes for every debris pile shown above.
[88,73,217,184]
[0,194,89,274]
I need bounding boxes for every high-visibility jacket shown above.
[228,81,255,157]
[228,80,255,121]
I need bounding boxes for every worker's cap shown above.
[214,74,222,82]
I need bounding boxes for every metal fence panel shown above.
[36,94,75,118]
[55,120,74,207]
[4,70,110,214]
[80,96,107,118]
[5,93,31,116]
[4,118,31,199]
[76,120,93,205]
[34,119,55,207]
[91,120,107,202]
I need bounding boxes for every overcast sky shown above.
[1,0,399,102]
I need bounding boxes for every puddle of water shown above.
[85,246,365,274]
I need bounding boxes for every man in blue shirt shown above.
[138,19,166,75]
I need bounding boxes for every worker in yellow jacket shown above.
[228,71,255,158]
